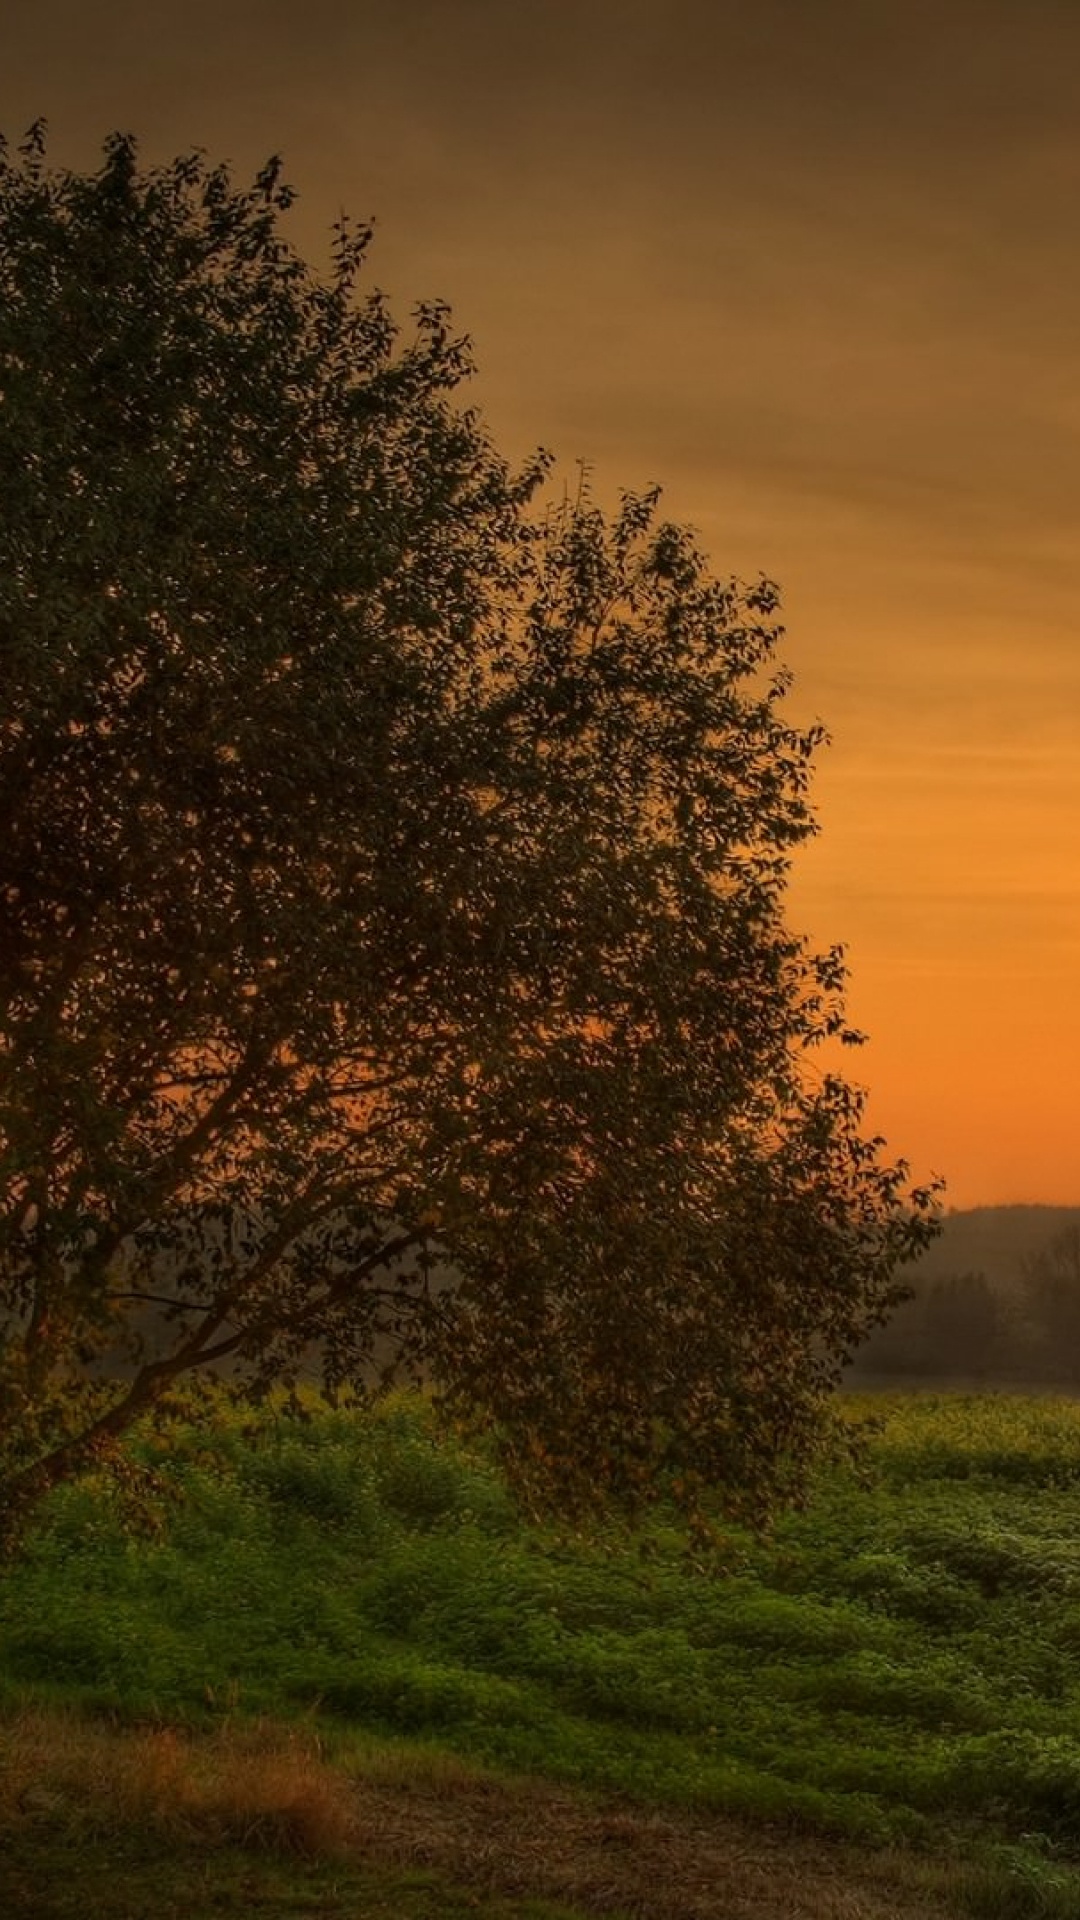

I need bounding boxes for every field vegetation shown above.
[4,1390,1080,1917]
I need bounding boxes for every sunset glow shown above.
[5,0,1078,1208]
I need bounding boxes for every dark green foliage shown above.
[5,1391,1080,1905]
[1,127,935,1540]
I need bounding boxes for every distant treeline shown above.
[848,1205,1080,1387]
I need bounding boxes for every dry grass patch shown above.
[1,1708,357,1858]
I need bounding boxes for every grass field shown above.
[4,1390,1080,1916]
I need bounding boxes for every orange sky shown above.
[5,0,1079,1207]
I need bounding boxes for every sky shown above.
[4,0,1078,1209]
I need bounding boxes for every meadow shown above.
[4,1390,1080,1917]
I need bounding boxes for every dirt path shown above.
[0,1710,979,1918]
[350,1769,966,1919]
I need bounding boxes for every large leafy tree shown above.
[0,128,937,1546]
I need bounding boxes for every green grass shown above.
[5,1390,1080,1912]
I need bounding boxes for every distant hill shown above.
[849,1203,1080,1386]
[910,1204,1080,1291]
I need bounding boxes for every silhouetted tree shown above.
[1019,1226,1080,1384]
[0,129,938,1547]
[922,1271,1000,1379]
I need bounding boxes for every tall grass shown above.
[0,1708,357,1856]
[4,1388,1080,1908]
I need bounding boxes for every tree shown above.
[0,128,938,1548]
[848,1268,1002,1382]
[1019,1225,1080,1384]
[921,1271,1001,1380]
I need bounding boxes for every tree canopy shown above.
[0,127,939,1545]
